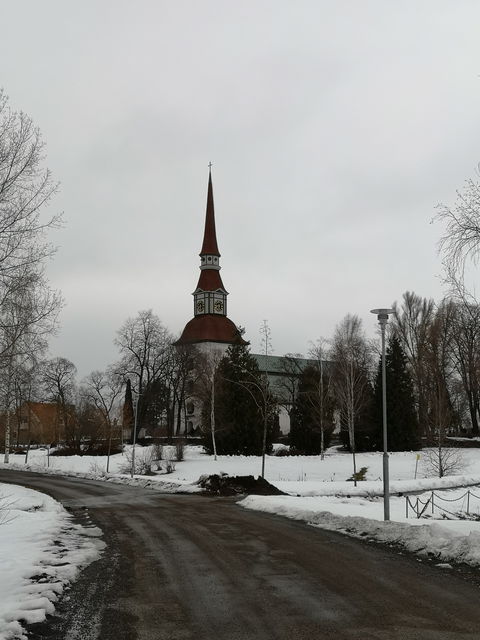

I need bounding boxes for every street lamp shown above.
[370,308,394,521]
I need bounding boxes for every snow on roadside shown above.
[0,483,105,640]
[240,493,480,568]
[0,459,201,494]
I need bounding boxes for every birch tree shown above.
[330,315,373,484]
[308,339,333,460]
[197,348,224,460]
[0,91,62,459]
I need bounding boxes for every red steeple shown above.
[200,169,220,257]
[175,168,247,346]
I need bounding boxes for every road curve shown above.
[1,469,480,640]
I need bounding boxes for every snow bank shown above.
[0,459,201,494]
[275,474,480,497]
[0,484,105,640]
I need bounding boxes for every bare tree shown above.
[81,368,123,471]
[392,292,436,438]
[115,310,172,392]
[114,310,172,437]
[436,170,480,279]
[439,274,480,437]
[11,358,41,448]
[0,91,62,460]
[166,344,200,439]
[0,91,60,285]
[41,357,77,446]
[307,339,333,460]
[449,302,480,436]
[0,278,59,461]
[422,447,465,478]
[274,353,305,420]
[330,315,373,484]
[258,320,273,477]
[424,300,459,475]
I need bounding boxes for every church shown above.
[176,169,312,436]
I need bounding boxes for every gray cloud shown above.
[1,1,479,375]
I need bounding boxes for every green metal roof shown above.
[251,354,319,376]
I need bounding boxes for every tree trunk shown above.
[4,409,10,463]
[211,373,217,461]
[106,421,112,473]
[467,394,479,435]
[4,377,12,463]
[175,387,184,437]
[261,394,268,479]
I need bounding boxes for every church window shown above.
[186,402,194,414]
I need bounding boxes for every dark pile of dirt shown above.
[198,474,286,496]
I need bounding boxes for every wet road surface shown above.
[1,469,480,640]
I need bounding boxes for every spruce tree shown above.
[122,378,134,443]
[202,343,276,455]
[373,335,420,451]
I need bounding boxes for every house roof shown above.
[24,402,62,425]
[176,314,247,345]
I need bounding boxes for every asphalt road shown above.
[2,470,480,640]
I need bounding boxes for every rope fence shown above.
[405,489,480,519]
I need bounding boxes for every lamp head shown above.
[370,308,394,325]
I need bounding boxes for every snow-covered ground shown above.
[3,445,480,497]
[2,443,480,636]
[0,483,104,640]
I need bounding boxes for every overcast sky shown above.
[1,1,480,377]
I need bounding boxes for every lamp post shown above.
[370,308,394,521]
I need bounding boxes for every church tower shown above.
[176,169,246,348]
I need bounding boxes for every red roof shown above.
[200,171,220,256]
[175,315,247,345]
[195,268,226,292]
